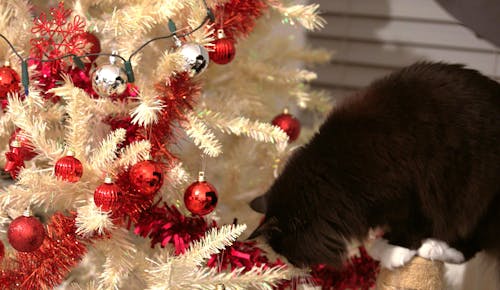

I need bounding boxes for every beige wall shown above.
[309,0,500,100]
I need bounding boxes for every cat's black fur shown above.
[250,62,500,267]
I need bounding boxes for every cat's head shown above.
[249,148,348,267]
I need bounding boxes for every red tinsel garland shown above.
[144,73,200,161]
[0,213,88,289]
[307,247,379,290]
[207,240,285,272]
[213,0,268,40]
[134,202,213,255]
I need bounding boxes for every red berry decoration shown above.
[9,128,37,160]
[0,66,21,110]
[94,176,123,211]
[54,151,83,182]
[209,29,236,65]
[8,213,46,252]
[184,172,218,216]
[70,32,101,62]
[272,109,301,142]
[129,159,164,196]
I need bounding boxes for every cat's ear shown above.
[248,216,278,239]
[249,194,268,213]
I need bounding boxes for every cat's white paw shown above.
[418,239,464,264]
[367,238,417,269]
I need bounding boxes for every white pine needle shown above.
[182,224,247,267]
[130,92,165,127]
[200,110,289,147]
[7,94,63,160]
[0,113,12,137]
[49,77,93,158]
[167,162,191,187]
[89,128,127,174]
[145,224,294,290]
[96,229,138,290]
[183,112,222,157]
[75,202,114,238]
[113,140,152,170]
[270,2,326,31]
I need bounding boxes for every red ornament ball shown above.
[129,160,164,195]
[0,66,20,109]
[94,177,123,211]
[70,32,101,62]
[7,215,46,252]
[272,112,301,142]
[209,38,236,65]
[9,128,37,160]
[184,177,218,216]
[54,153,83,182]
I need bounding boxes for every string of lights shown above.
[0,0,214,95]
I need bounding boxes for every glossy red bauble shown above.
[54,153,83,182]
[7,215,46,252]
[0,66,21,109]
[209,38,236,65]
[272,112,301,142]
[129,160,164,195]
[70,32,101,62]
[94,177,123,211]
[184,178,218,216]
[9,128,37,160]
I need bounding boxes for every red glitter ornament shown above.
[272,109,301,142]
[0,66,20,110]
[209,29,236,65]
[70,32,101,62]
[129,159,164,195]
[184,172,218,216]
[7,213,46,252]
[9,128,37,160]
[94,176,123,211]
[54,151,83,182]
[0,213,88,289]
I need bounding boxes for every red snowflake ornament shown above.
[30,2,86,60]
[29,2,88,102]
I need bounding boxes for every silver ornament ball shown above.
[91,63,127,97]
[179,43,209,77]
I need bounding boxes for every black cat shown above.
[250,62,500,269]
